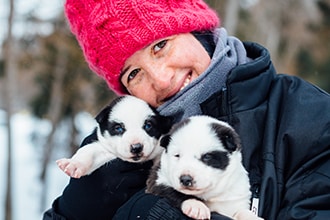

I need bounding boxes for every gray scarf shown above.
[157,28,249,122]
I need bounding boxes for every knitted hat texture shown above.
[65,0,220,94]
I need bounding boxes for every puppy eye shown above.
[174,154,180,158]
[113,123,125,134]
[143,121,153,131]
[201,153,213,162]
[201,151,229,169]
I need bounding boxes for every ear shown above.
[158,115,175,134]
[220,133,239,153]
[159,134,171,151]
[211,123,241,153]
[95,105,111,125]
[95,96,124,124]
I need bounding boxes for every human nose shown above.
[146,64,173,91]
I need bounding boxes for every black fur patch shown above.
[211,123,241,153]
[95,97,125,136]
[108,121,126,136]
[95,106,112,136]
[159,134,171,151]
[144,115,173,139]
[200,150,229,169]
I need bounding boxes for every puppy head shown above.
[157,115,243,197]
[95,95,173,162]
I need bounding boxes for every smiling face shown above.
[120,33,211,107]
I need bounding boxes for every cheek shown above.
[140,96,159,108]
[163,156,179,178]
[173,35,211,75]
[129,88,158,107]
[189,52,211,75]
[108,137,128,156]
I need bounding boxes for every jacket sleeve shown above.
[42,132,153,220]
[113,189,233,220]
[43,200,66,220]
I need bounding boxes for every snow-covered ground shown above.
[0,110,95,220]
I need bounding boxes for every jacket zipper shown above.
[251,184,261,216]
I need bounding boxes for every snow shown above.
[0,110,96,220]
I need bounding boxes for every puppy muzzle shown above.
[130,143,144,161]
[180,174,194,187]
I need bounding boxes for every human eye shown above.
[127,68,141,83]
[153,39,167,53]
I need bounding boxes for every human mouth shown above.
[160,72,192,104]
[180,73,192,91]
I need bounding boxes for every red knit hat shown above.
[65,0,219,94]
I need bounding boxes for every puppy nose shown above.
[180,174,194,187]
[130,143,143,154]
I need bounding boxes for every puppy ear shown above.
[159,134,171,151]
[211,123,241,153]
[221,133,239,153]
[158,115,175,134]
[95,105,111,124]
[95,96,124,124]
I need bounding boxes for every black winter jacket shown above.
[200,42,330,219]
[43,42,330,220]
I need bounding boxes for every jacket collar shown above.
[201,42,276,118]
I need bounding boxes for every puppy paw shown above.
[56,158,89,178]
[233,209,264,220]
[181,199,211,220]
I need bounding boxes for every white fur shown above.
[156,116,263,220]
[57,95,163,178]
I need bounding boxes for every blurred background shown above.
[0,0,329,219]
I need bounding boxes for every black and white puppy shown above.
[146,115,263,220]
[57,95,172,178]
